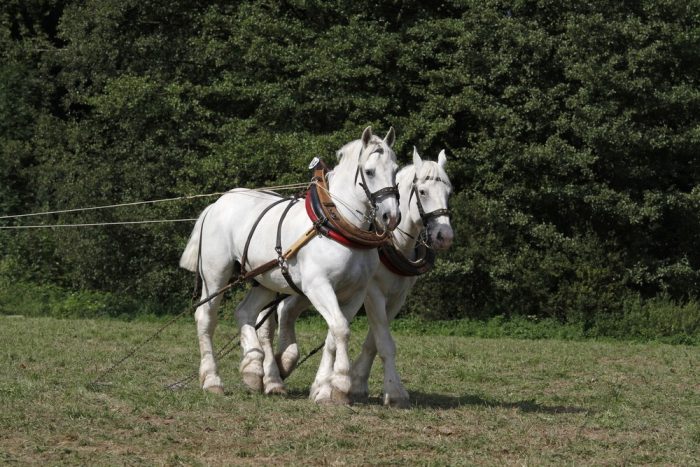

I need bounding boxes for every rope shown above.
[0,194,223,220]
[0,218,198,229]
[294,341,326,369]
[0,182,311,221]
[88,307,192,388]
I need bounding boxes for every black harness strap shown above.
[241,197,291,276]
[275,197,305,295]
[238,194,307,296]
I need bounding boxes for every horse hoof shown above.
[330,386,351,405]
[264,383,287,396]
[204,385,225,395]
[384,395,410,409]
[349,389,369,402]
[242,372,264,393]
[275,354,297,380]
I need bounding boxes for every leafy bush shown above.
[1,1,700,342]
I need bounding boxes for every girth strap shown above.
[275,198,305,295]
[241,197,290,276]
[238,194,313,296]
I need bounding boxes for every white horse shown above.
[179,127,400,404]
[258,147,454,406]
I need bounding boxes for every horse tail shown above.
[179,206,212,272]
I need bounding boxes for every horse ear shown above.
[361,126,373,147]
[412,146,423,171]
[438,149,447,168]
[383,126,396,147]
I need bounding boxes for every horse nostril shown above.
[437,231,443,241]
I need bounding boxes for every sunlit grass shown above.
[1,315,698,465]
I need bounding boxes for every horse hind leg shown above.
[195,283,228,395]
[256,307,286,395]
[275,295,310,379]
[235,286,278,393]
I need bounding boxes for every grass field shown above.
[1,314,698,465]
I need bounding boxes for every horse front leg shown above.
[309,330,337,402]
[304,282,362,405]
[352,286,409,408]
[235,287,278,393]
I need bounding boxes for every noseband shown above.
[408,175,450,225]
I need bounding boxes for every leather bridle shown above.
[408,175,450,226]
[353,145,400,213]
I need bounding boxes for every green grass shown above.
[1,314,698,465]
[3,276,699,344]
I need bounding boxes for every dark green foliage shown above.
[1,0,699,340]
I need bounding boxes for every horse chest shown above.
[374,268,417,299]
[298,244,377,290]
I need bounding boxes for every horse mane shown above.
[335,135,391,168]
[397,159,452,191]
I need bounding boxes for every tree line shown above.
[1,0,699,335]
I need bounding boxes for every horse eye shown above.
[365,169,375,177]
[419,189,426,196]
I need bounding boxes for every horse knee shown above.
[329,324,350,344]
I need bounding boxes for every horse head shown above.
[336,126,400,232]
[404,147,454,250]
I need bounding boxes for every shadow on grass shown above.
[409,390,590,414]
[285,389,588,415]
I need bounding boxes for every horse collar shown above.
[307,161,392,249]
[379,242,436,276]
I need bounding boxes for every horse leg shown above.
[309,330,336,402]
[256,307,286,395]
[349,329,374,401]
[304,283,361,405]
[351,287,410,407]
[275,295,310,379]
[195,275,230,395]
[234,287,278,393]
